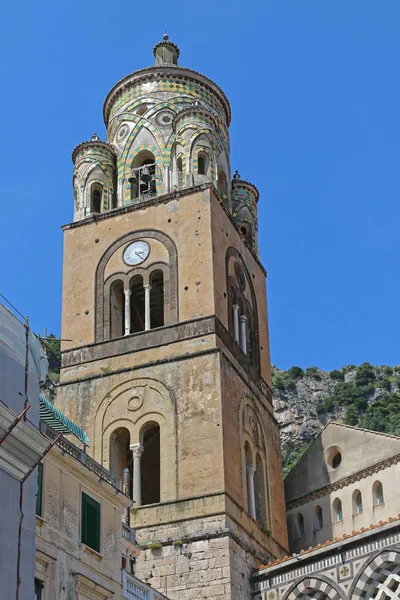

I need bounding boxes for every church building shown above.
[57,35,288,600]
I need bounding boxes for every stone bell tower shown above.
[58,35,288,600]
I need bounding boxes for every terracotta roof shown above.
[258,514,400,571]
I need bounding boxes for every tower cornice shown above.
[71,139,117,164]
[103,65,231,127]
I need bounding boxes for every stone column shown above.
[233,304,240,343]
[247,464,256,519]
[130,443,143,507]
[144,284,152,331]
[240,314,247,355]
[124,289,131,336]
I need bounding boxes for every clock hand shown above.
[135,251,145,258]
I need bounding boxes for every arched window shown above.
[218,170,228,197]
[141,422,160,505]
[150,270,164,329]
[240,223,252,246]
[245,442,255,518]
[91,185,102,213]
[352,490,363,514]
[130,152,157,201]
[197,153,207,175]
[373,481,384,506]
[297,513,305,537]
[254,454,266,526]
[130,275,145,333]
[333,498,343,522]
[177,156,183,189]
[315,505,323,530]
[110,280,125,339]
[110,428,132,497]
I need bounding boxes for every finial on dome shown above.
[233,170,241,181]
[153,33,180,66]
[91,133,99,142]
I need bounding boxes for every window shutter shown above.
[81,492,101,553]
[36,463,43,517]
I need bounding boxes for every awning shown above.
[39,395,89,445]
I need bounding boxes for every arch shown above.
[239,222,252,246]
[197,152,207,175]
[109,427,132,496]
[332,497,343,522]
[218,169,228,198]
[254,453,266,525]
[296,512,305,537]
[225,247,260,377]
[95,230,178,342]
[352,489,363,514]
[123,140,163,201]
[315,505,323,530]
[244,441,254,518]
[95,378,178,502]
[110,279,125,339]
[351,550,400,599]
[91,183,103,214]
[140,421,160,505]
[284,576,344,600]
[149,269,164,329]
[129,150,157,201]
[239,396,271,528]
[373,480,384,506]
[130,274,145,333]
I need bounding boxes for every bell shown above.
[141,166,151,182]
[128,172,138,183]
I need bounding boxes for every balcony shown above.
[122,571,169,600]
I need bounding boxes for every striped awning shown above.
[39,395,89,445]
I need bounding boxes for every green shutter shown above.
[36,463,43,517]
[81,492,101,552]
[34,578,43,600]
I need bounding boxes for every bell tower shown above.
[58,36,288,600]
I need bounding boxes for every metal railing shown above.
[40,422,121,490]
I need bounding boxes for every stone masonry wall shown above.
[134,515,273,600]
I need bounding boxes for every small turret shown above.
[231,171,259,253]
[72,134,116,221]
[153,33,180,65]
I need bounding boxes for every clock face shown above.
[123,241,150,266]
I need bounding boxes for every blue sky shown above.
[0,1,399,371]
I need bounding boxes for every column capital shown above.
[240,314,247,323]
[233,304,239,310]
[130,443,144,458]
[143,283,152,290]
[124,288,131,296]
[247,464,256,477]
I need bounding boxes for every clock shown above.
[123,241,150,266]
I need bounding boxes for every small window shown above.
[34,579,43,600]
[333,498,343,522]
[315,505,323,530]
[353,490,363,514]
[36,463,43,517]
[81,492,101,553]
[297,513,305,537]
[198,154,206,175]
[373,481,384,506]
[91,186,102,214]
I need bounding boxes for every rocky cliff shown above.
[272,364,400,474]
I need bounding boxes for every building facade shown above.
[284,423,400,555]
[0,302,50,600]
[250,423,400,600]
[57,35,288,600]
